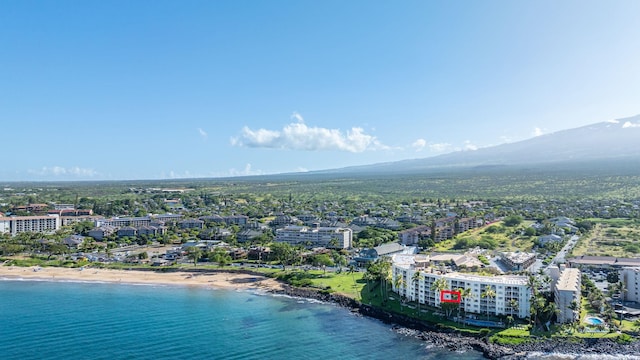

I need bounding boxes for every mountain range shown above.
[314,114,640,175]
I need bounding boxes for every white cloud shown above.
[291,111,304,123]
[231,118,389,153]
[622,121,640,128]
[532,127,544,137]
[28,166,97,177]
[499,135,513,143]
[198,128,208,139]
[463,140,478,151]
[429,143,453,153]
[228,163,264,177]
[411,139,427,152]
[606,119,620,124]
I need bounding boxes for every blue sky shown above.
[1,0,639,181]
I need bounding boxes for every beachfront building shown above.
[391,254,531,318]
[275,225,352,249]
[554,268,581,323]
[0,214,61,236]
[620,267,640,302]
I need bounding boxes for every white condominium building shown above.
[620,267,640,303]
[391,254,531,318]
[275,225,352,249]
[554,268,581,323]
[0,215,61,236]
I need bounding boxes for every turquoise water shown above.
[0,280,484,360]
[584,316,604,325]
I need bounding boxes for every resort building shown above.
[500,252,537,271]
[567,256,640,269]
[275,225,352,249]
[554,268,581,323]
[0,214,61,236]
[620,267,640,302]
[391,254,531,319]
[96,216,152,228]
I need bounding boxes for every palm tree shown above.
[411,271,423,312]
[186,246,202,267]
[394,274,406,310]
[481,285,496,319]
[457,287,473,323]
[430,278,448,314]
[508,298,520,320]
[347,265,358,299]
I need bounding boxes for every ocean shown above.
[0,280,483,360]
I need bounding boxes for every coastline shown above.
[4,265,640,359]
[0,265,285,292]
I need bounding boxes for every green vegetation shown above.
[570,220,640,257]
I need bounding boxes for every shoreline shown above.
[4,265,640,359]
[0,265,285,292]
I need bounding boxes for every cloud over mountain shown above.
[231,118,389,152]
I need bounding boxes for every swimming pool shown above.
[584,316,604,325]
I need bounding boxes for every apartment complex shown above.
[554,268,581,323]
[391,254,531,318]
[275,225,352,249]
[620,267,640,303]
[0,215,61,236]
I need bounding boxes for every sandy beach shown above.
[0,265,285,291]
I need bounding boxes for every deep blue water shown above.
[0,280,484,360]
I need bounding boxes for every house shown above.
[538,234,562,245]
[63,235,85,248]
[353,242,414,265]
[88,226,116,241]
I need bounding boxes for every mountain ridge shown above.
[312,114,640,175]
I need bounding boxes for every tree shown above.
[412,272,423,311]
[503,215,523,227]
[508,298,520,319]
[210,247,231,268]
[393,274,406,310]
[606,272,619,284]
[185,246,202,267]
[430,277,448,314]
[457,287,473,323]
[347,265,358,298]
[481,285,496,319]
[271,242,293,270]
[312,253,334,274]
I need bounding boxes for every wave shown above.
[526,352,640,360]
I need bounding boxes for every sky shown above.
[1,0,639,181]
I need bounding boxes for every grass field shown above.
[570,219,640,257]
[432,221,536,253]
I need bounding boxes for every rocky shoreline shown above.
[271,285,640,359]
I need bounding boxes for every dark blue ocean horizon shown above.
[0,280,485,360]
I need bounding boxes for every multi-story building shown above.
[500,252,537,271]
[620,267,640,302]
[275,225,352,249]
[398,226,431,246]
[554,268,581,323]
[96,217,152,228]
[179,219,205,229]
[391,254,531,318]
[0,215,61,236]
